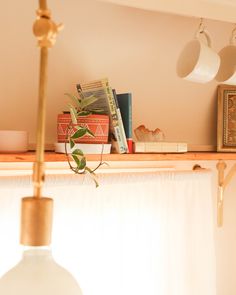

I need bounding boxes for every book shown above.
[112,89,129,153]
[116,93,132,153]
[133,142,188,153]
[77,78,128,154]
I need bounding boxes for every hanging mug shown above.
[215,28,236,85]
[176,26,220,83]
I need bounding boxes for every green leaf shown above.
[71,128,87,139]
[69,105,78,124]
[79,157,86,169]
[72,154,81,167]
[72,149,84,156]
[78,111,91,116]
[74,125,84,130]
[70,138,75,149]
[77,89,84,99]
[64,93,81,108]
[80,95,98,109]
[72,154,87,170]
[86,129,95,137]
[91,108,105,114]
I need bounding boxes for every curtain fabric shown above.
[0,170,216,295]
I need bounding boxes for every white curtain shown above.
[0,170,216,295]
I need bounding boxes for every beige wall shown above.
[1,0,234,147]
[1,0,236,294]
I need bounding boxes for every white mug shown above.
[215,29,236,85]
[176,29,220,83]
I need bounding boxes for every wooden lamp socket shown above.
[20,197,53,246]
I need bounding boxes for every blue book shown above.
[116,93,132,153]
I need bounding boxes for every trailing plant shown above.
[64,90,106,187]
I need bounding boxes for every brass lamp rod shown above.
[39,0,48,10]
[33,47,48,198]
[32,0,63,198]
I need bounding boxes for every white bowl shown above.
[0,130,28,153]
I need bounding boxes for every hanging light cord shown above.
[33,0,63,198]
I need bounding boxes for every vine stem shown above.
[64,122,74,171]
[64,119,108,178]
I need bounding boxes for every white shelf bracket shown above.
[216,160,236,227]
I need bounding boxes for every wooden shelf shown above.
[1,152,236,162]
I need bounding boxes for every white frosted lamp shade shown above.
[0,248,82,295]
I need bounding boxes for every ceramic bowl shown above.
[0,130,28,153]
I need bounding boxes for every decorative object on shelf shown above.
[215,27,236,85]
[134,125,165,142]
[217,84,236,152]
[176,18,220,83]
[134,125,188,154]
[0,130,28,153]
[0,1,83,294]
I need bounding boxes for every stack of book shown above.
[133,141,188,153]
[77,78,133,154]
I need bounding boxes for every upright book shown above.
[77,78,128,154]
[116,93,132,153]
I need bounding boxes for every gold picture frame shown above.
[217,85,236,152]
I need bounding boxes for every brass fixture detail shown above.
[20,0,62,246]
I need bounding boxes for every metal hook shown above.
[192,164,205,170]
[230,24,236,44]
[198,18,205,34]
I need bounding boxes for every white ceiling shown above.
[98,0,236,23]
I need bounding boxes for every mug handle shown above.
[230,27,236,45]
[195,28,212,48]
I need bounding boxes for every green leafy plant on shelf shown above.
[64,90,106,187]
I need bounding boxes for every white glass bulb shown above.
[0,247,82,295]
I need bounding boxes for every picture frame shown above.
[217,85,236,152]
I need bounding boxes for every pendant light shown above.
[0,1,83,294]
